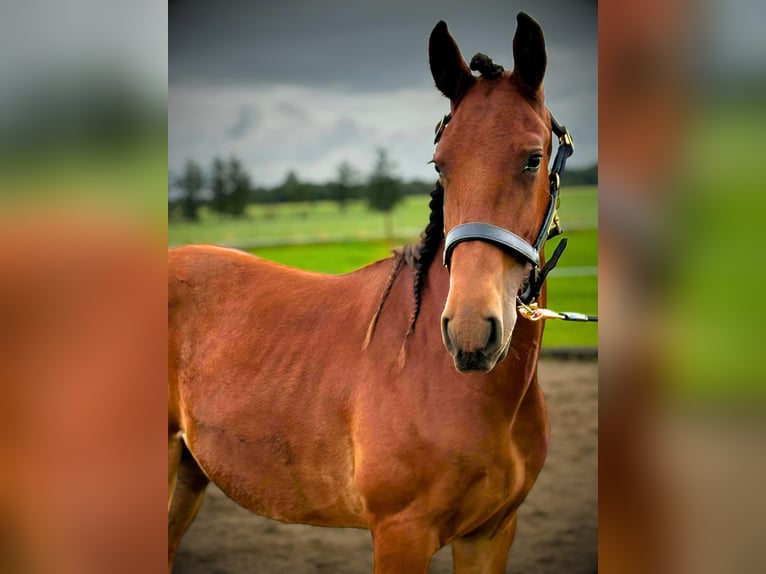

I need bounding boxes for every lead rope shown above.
[517,298,598,323]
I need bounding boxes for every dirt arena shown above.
[173,360,597,573]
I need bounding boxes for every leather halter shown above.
[436,111,574,305]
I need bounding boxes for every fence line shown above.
[550,266,599,278]
[169,225,598,250]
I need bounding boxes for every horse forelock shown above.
[469,53,505,79]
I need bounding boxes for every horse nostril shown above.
[441,316,454,352]
[486,317,501,351]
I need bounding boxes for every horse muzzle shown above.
[441,311,514,373]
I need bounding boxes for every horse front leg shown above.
[167,441,209,572]
[452,513,517,574]
[370,513,440,574]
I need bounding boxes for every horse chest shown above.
[354,416,528,534]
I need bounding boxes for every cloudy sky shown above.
[170,0,596,187]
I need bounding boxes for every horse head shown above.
[430,14,553,373]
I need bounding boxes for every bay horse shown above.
[169,13,570,573]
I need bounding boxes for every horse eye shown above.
[525,154,542,172]
[433,163,441,175]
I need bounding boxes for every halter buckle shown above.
[547,211,562,240]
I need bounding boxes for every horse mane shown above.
[363,182,445,364]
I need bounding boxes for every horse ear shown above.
[429,21,475,102]
[512,12,547,94]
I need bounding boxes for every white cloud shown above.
[170,80,596,187]
[169,84,448,186]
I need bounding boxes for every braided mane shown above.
[363,183,444,361]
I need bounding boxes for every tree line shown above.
[169,149,597,223]
[169,148,419,224]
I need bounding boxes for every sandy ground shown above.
[173,360,597,573]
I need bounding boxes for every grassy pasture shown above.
[168,186,598,247]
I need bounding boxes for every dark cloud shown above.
[170,0,597,182]
[225,105,261,140]
[170,0,596,94]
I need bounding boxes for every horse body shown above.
[169,13,561,573]
[168,243,549,569]
[169,245,374,526]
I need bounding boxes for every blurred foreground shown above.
[600,0,766,572]
[0,2,167,573]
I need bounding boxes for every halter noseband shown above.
[437,111,575,306]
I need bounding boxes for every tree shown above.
[331,161,359,212]
[366,148,403,240]
[226,156,251,217]
[210,155,252,217]
[175,159,204,222]
[210,157,227,215]
[282,170,311,217]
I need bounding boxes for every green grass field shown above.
[168,186,598,247]
[169,186,598,348]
